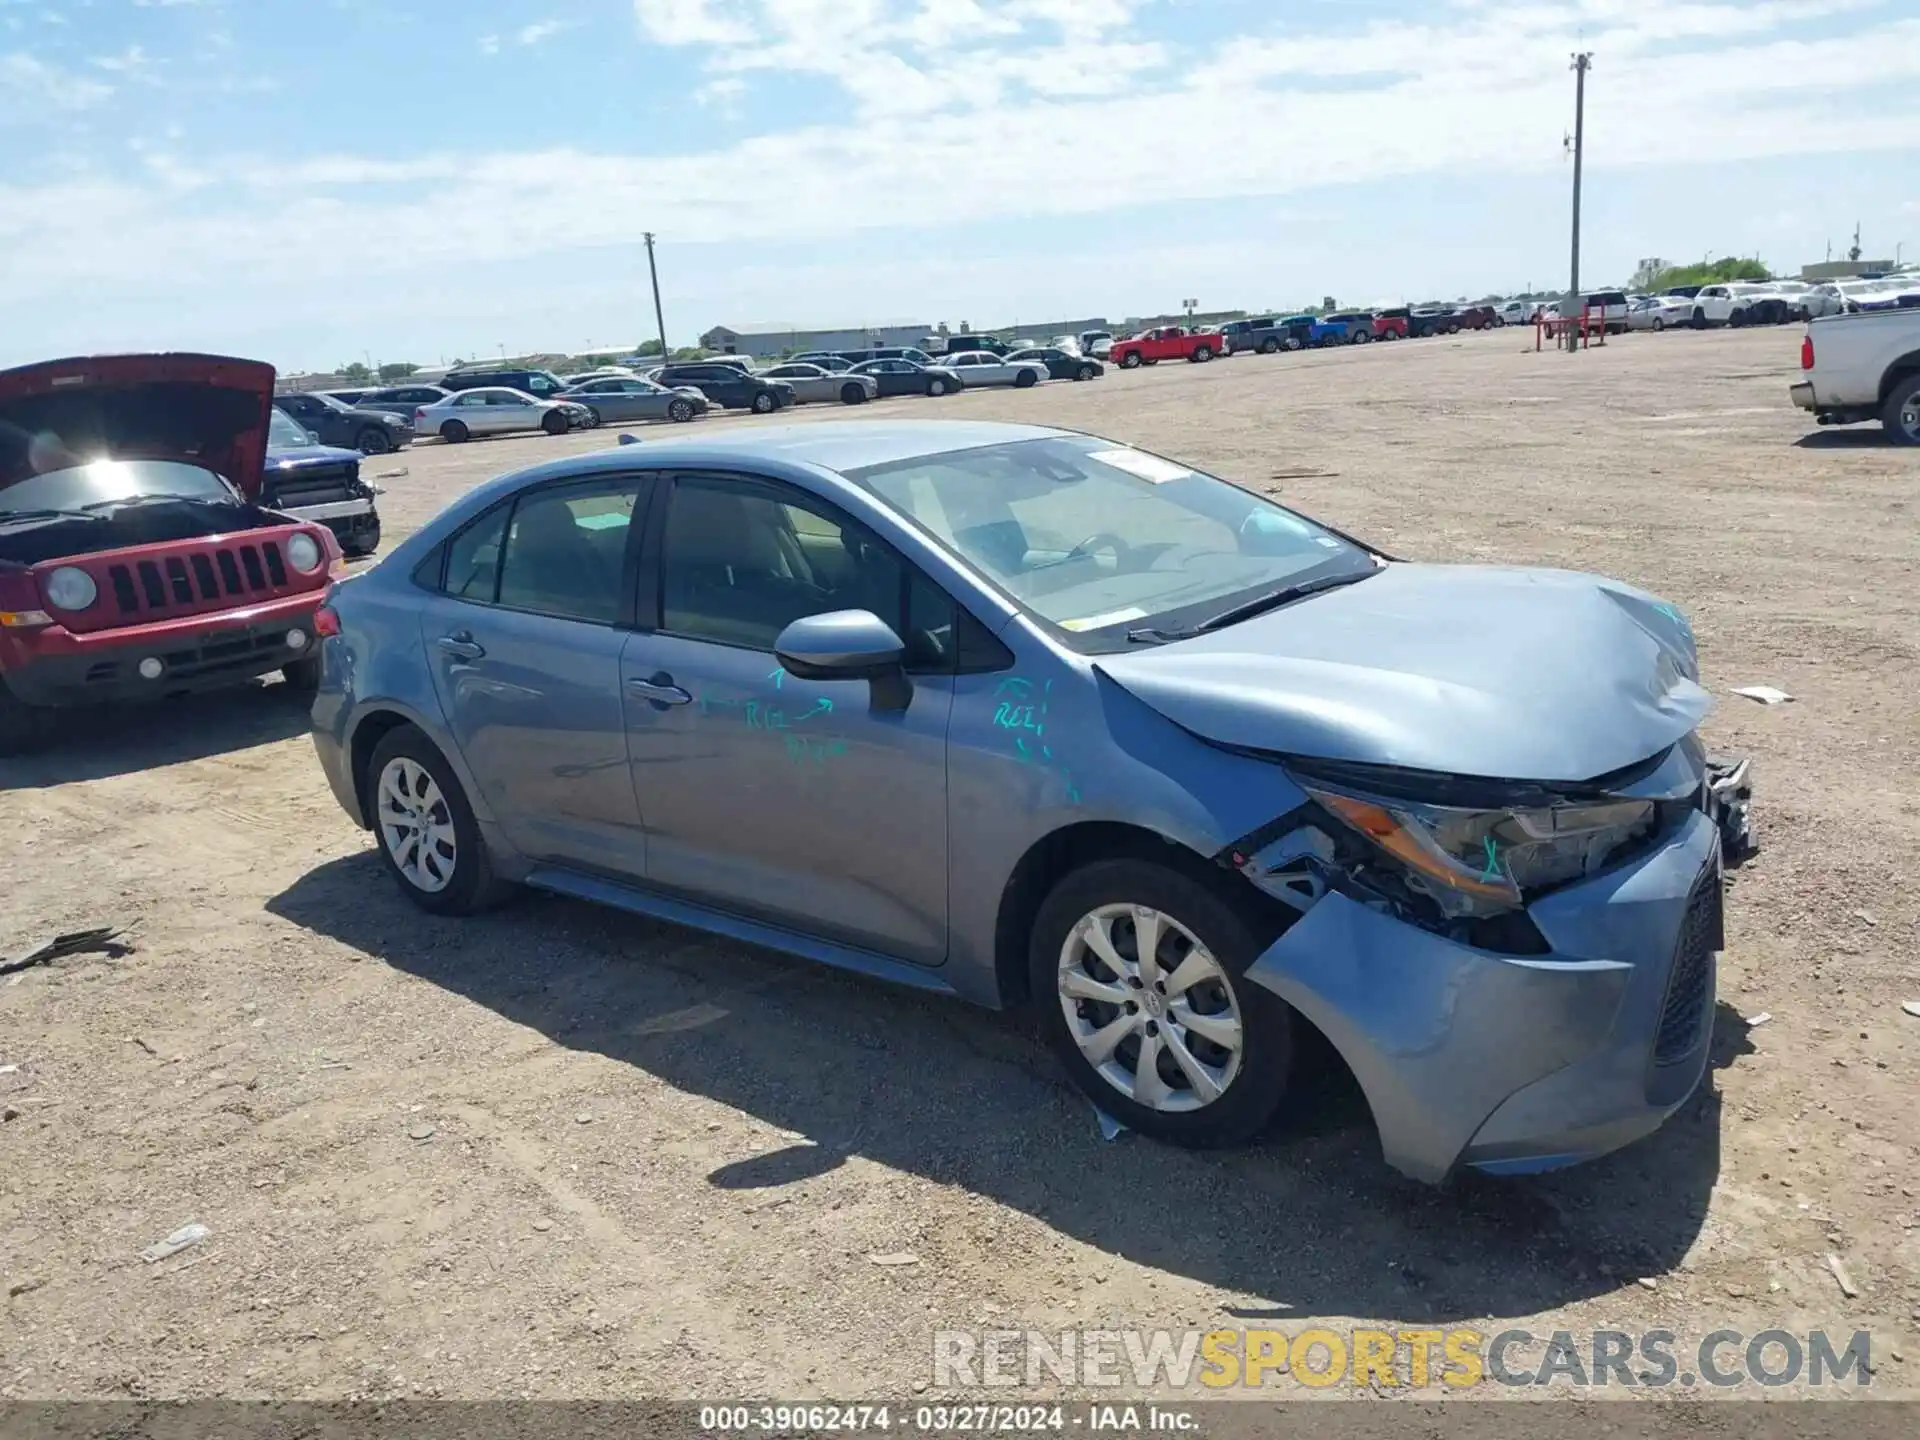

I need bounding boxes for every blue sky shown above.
[2,0,1915,371]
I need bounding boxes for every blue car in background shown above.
[309,421,1754,1182]
[1281,315,1349,348]
[265,407,382,557]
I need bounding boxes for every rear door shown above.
[419,474,653,874]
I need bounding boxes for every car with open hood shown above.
[309,420,1755,1184]
[0,353,345,752]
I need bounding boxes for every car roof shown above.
[515,420,1068,484]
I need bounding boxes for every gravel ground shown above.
[2,327,1916,1403]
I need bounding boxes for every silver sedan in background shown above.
[412,387,579,443]
[560,375,709,425]
[760,363,880,405]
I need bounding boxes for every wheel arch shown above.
[1878,351,1920,404]
[992,820,1240,1009]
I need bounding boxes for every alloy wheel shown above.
[377,757,457,893]
[1056,903,1244,1113]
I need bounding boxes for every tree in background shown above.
[377,361,418,380]
[339,361,371,383]
[1649,256,1771,290]
[635,339,665,357]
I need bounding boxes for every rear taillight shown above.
[313,587,341,638]
[1800,336,1814,371]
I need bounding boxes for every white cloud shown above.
[89,44,152,75]
[478,33,500,55]
[517,19,578,46]
[0,50,114,112]
[633,0,755,46]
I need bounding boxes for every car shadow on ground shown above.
[271,853,1733,1324]
[0,679,312,788]
[1792,429,1900,448]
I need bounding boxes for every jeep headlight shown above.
[44,566,97,612]
[1302,781,1656,917]
[286,532,323,573]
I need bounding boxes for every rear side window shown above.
[495,482,641,622]
[445,505,510,601]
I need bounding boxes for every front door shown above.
[620,472,954,963]
[420,475,650,874]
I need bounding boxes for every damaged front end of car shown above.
[1216,735,1755,1183]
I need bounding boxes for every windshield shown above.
[0,458,234,515]
[849,437,1369,643]
[268,409,314,447]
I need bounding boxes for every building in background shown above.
[1802,259,1894,280]
[699,323,933,358]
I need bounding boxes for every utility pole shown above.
[1567,51,1592,352]
[644,232,668,357]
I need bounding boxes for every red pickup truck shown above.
[1109,326,1221,368]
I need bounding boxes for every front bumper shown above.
[1789,381,1816,412]
[2,594,324,706]
[1245,808,1725,1183]
[279,497,379,549]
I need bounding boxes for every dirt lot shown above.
[2,328,1917,1403]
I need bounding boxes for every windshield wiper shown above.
[0,507,99,528]
[80,493,220,511]
[1128,568,1378,644]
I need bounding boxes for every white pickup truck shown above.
[1789,308,1920,445]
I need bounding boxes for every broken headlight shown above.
[1301,782,1656,918]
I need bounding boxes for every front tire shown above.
[1120,351,1143,369]
[667,398,695,422]
[367,726,512,916]
[541,410,569,435]
[1882,374,1920,446]
[1692,308,1707,329]
[1031,859,1294,1148]
[840,383,868,405]
[344,522,382,559]
[440,420,469,444]
[926,378,949,396]
[1014,369,1038,388]
[751,391,778,414]
[1076,364,1097,380]
[355,428,391,456]
[0,681,53,756]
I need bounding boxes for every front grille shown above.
[102,540,293,623]
[1652,874,1719,1065]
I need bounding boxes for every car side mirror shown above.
[774,609,912,712]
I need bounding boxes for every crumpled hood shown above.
[268,442,362,473]
[1093,564,1710,783]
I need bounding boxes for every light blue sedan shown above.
[309,421,1753,1181]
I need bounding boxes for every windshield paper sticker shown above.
[1060,606,1147,633]
[1087,448,1191,484]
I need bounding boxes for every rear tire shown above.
[440,420,469,444]
[1882,374,1920,446]
[1351,329,1371,344]
[1190,346,1213,363]
[1257,340,1278,355]
[1031,859,1294,1149]
[367,726,513,916]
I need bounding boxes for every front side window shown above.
[268,409,314,447]
[660,475,949,669]
[850,437,1370,645]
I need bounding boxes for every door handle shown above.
[436,633,486,660]
[628,672,692,706]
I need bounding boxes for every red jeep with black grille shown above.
[0,353,343,753]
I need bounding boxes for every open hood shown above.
[1093,564,1711,784]
[0,353,276,501]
